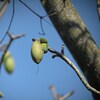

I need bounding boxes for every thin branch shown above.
[18,0,47,35]
[49,85,58,99]
[0,0,15,44]
[62,91,74,100]
[0,44,8,51]
[19,0,67,35]
[48,47,100,95]
[49,85,74,100]
[18,0,41,18]
[0,33,25,69]
[0,0,9,16]
[18,0,59,35]
[39,18,45,35]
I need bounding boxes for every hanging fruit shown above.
[0,91,3,98]
[3,51,14,74]
[40,38,48,54]
[31,39,43,64]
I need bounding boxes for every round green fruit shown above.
[31,40,43,64]
[4,56,14,74]
[0,91,3,98]
[3,51,11,62]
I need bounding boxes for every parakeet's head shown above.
[32,38,39,42]
[40,38,48,43]
[39,38,48,54]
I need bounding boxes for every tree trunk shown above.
[41,0,100,100]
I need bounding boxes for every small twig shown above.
[0,33,25,97]
[38,18,45,35]
[18,0,66,35]
[61,44,64,55]
[0,0,15,44]
[18,0,46,35]
[0,44,8,51]
[62,91,74,100]
[0,33,25,69]
[49,85,74,100]
[0,0,9,16]
[48,47,100,95]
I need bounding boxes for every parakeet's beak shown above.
[32,38,36,42]
[32,38,39,42]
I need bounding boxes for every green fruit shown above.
[4,56,14,74]
[40,38,48,53]
[0,91,3,98]
[3,51,14,74]
[3,51,11,62]
[31,40,43,64]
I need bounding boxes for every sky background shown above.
[0,0,100,100]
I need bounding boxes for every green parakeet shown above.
[40,38,48,54]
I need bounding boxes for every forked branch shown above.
[0,33,25,69]
[48,47,100,95]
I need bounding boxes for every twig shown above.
[62,91,74,100]
[39,18,45,35]
[48,47,100,95]
[0,44,8,51]
[0,33,25,69]
[18,0,45,35]
[19,0,65,35]
[49,85,74,100]
[0,0,15,44]
[0,0,9,16]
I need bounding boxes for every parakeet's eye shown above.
[31,40,43,64]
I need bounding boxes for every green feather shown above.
[40,38,48,54]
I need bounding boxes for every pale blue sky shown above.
[0,0,100,100]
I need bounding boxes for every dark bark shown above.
[41,0,100,100]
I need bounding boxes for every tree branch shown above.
[48,47,100,95]
[49,85,74,100]
[0,0,15,44]
[41,0,100,99]
[0,33,25,69]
